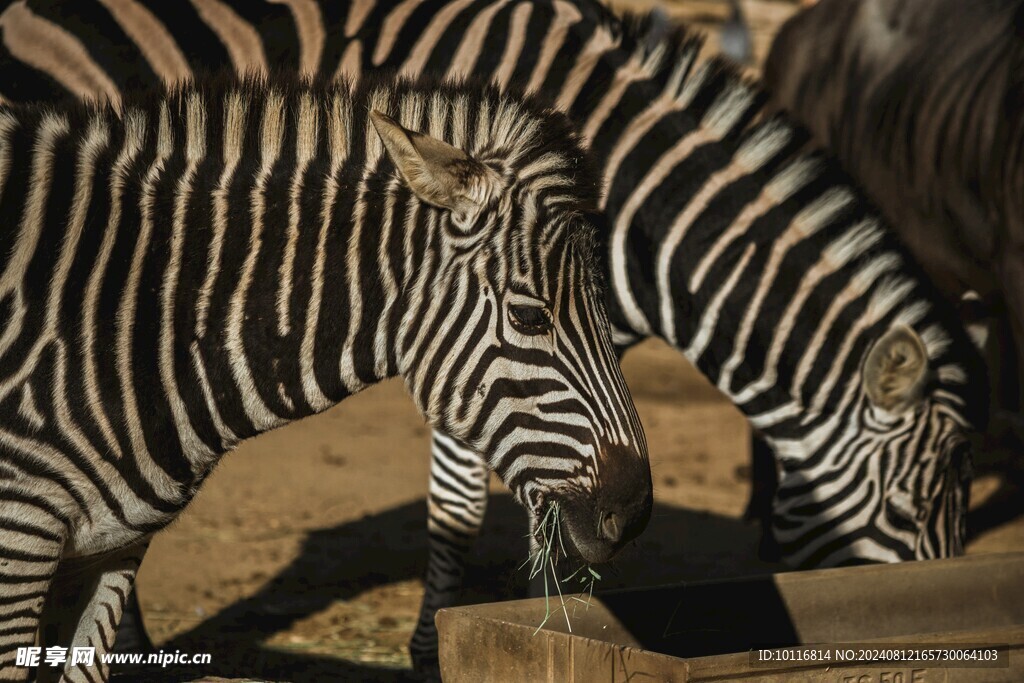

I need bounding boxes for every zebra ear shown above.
[369,110,499,230]
[863,325,930,413]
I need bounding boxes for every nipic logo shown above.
[16,647,95,667]
[16,646,210,669]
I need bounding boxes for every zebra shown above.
[0,72,653,682]
[764,0,1024,474]
[0,0,989,671]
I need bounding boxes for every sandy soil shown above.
[115,2,1024,680]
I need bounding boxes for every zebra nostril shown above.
[599,511,622,543]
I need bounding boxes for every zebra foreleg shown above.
[410,432,490,677]
[37,539,149,683]
[0,496,65,682]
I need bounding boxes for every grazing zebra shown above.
[0,0,988,671]
[765,0,1024,456]
[0,73,653,682]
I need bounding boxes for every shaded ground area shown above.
[111,1,1024,680]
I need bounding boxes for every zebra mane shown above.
[6,69,602,213]
[1,70,605,283]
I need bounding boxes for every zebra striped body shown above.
[0,0,988,671]
[0,73,651,681]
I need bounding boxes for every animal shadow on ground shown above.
[109,495,781,682]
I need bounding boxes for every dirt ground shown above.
[121,2,1024,681]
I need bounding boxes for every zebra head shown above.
[770,324,978,567]
[369,95,652,564]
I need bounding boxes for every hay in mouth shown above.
[520,501,602,635]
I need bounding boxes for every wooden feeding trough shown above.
[437,552,1024,682]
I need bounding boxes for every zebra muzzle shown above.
[556,450,653,564]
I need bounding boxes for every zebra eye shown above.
[509,304,551,335]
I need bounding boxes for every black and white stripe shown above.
[0,73,650,682]
[0,0,989,671]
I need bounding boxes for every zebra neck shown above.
[139,93,413,445]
